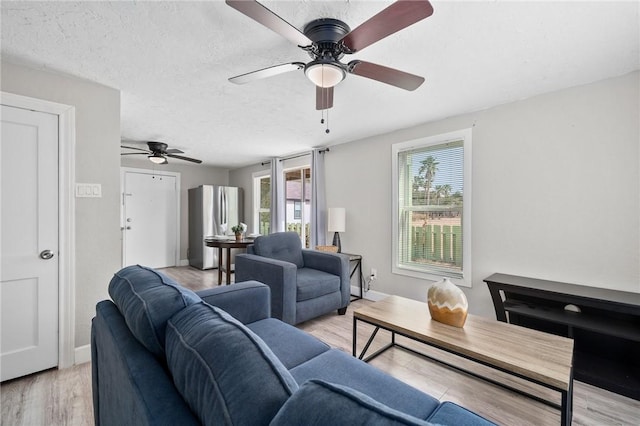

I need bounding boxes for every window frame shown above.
[391,128,473,287]
[283,165,311,247]
[252,170,270,235]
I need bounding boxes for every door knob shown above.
[40,250,54,260]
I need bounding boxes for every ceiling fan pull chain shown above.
[325,108,330,134]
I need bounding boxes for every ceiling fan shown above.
[226,0,434,111]
[120,141,202,164]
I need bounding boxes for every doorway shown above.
[121,168,180,268]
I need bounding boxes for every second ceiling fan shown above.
[226,0,434,110]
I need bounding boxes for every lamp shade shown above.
[327,208,346,233]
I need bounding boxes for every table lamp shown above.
[328,207,346,253]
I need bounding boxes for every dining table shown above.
[204,237,254,285]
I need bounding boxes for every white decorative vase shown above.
[427,277,468,328]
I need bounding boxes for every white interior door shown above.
[1,104,59,382]
[122,170,178,268]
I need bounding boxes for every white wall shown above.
[120,157,230,262]
[1,61,121,347]
[232,71,640,319]
[326,71,639,318]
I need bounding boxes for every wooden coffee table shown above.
[353,296,574,426]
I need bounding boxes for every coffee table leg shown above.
[226,248,232,285]
[352,317,357,357]
[217,247,223,285]
[561,370,574,426]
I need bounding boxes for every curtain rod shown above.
[260,148,330,166]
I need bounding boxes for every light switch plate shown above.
[76,183,102,198]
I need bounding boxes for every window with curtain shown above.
[253,174,271,235]
[253,165,312,246]
[285,167,311,247]
[392,129,472,285]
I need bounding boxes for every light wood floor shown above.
[1,266,638,425]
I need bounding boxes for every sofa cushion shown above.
[296,267,341,301]
[165,302,299,426]
[290,349,440,420]
[270,379,434,426]
[108,265,201,358]
[252,232,304,268]
[427,401,496,426]
[247,318,330,369]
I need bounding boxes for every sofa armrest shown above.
[302,250,351,308]
[235,254,298,324]
[196,281,270,324]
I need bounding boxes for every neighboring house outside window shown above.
[293,201,302,219]
[392,128,472,287]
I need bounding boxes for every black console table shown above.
[484,273,640,400]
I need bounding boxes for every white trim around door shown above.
[1,91,77,368]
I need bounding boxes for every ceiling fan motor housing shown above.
[147,141,169,153]
[303,18,351,61]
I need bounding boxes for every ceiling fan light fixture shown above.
[305,61,345,88]
[148,153,167,164]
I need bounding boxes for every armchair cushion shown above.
[296,268,341,302]
[252,232,304,268]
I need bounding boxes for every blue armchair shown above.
[235,232,350,325]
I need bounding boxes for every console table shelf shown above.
[484,273,640,400]
[502,300,640,342]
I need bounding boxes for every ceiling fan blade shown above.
[121,145,150,153]
[226,0,312,47]
[348,60,425,91]
[165,148,184,154]
[340,0,434,53]
[316,86,334,110]
[120,152,148,156]
[229,62,305,85]
[167,154,203,164]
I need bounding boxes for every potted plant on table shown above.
[231,224,245,241]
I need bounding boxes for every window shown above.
[253,165,311,247]
[392,129,472,286]
[253,173,271,235]
[285,167,311,247]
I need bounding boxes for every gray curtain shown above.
[310,149,327,247]
[270,157,285,233]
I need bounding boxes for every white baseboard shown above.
[351,285,389,302]
[74,344,91,364]
[362,289,389,301]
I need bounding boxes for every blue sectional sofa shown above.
[91,265,495,426]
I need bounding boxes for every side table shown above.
[342,252,364,300]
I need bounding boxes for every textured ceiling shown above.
[2,1,639,168]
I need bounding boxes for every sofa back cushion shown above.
[108,265,201,359]
[252,232,304,268]
[165,302,298,426]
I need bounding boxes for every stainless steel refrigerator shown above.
[188,185,244,269]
